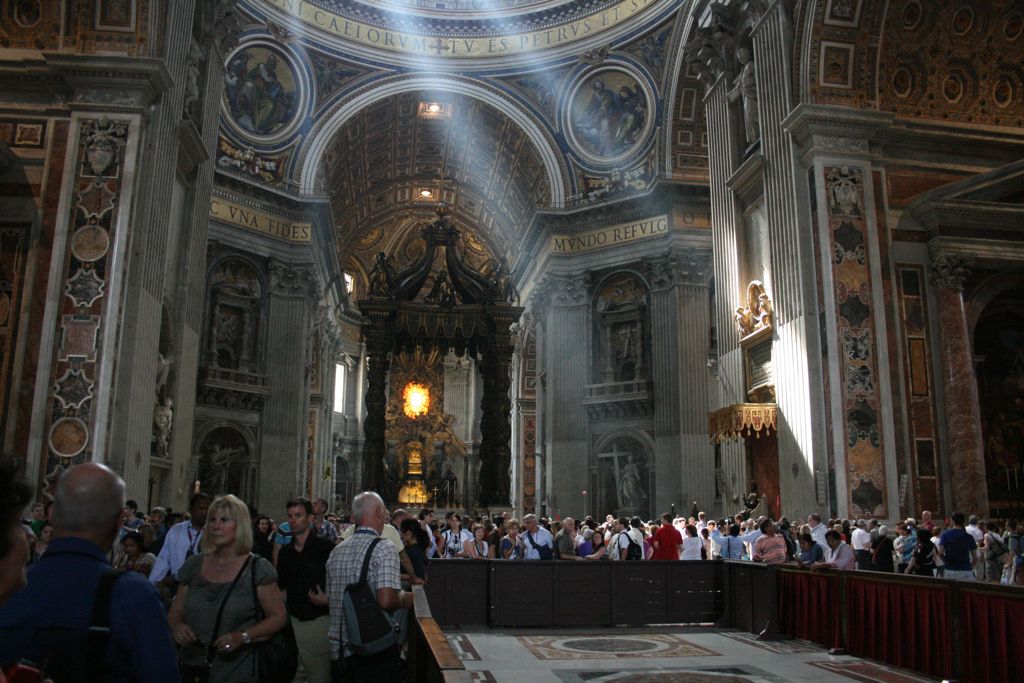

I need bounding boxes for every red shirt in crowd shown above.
[652,523,683,560]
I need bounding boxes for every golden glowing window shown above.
[402,382,430,418]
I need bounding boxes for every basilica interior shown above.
[0,0,1022,524]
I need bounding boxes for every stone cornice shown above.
[782,104,892,165]
[0,52,173,113]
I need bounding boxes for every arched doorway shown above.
[593,433,653,521]
[973,285,1024,521]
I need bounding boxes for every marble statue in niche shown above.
[620,454,648,508]
[197,435,247,496]
[729,46,760,145]
[152,398,173,459]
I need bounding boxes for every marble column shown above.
[750,1,828,519]
[930,255,988,515]
[478,325,515,508]
[259,261,317,512]
[360,322,391,492]
[643,255,683,513]
[538,272,590,517]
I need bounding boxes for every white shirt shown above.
[809,522,828,548]
[607,532,621,561]
[522,526,554,560]
[965,524,984,544]
[149,521,202,583]
[441,528,474,557]
[851,527,872,551]
[681,535,703,560]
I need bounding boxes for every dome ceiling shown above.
[252,0,685,68]
[321,90,551,259]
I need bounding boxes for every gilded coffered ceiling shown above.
[322,90,551,260]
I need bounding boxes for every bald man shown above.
[0,463,179,682]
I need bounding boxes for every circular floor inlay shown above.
[560,637,662,653]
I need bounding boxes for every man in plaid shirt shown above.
[326,491,412,681]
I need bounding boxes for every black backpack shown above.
[624,531,643,561]
[342,538,404,656]
[41,568,122,682]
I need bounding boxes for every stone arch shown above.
[593,430,656,519]
[191,421,258,500]
[968,274,1024,511]
[296,74,568,204]
[966,271,1024,340]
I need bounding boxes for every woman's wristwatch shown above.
[241,631,252,645]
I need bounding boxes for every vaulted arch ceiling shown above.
[321,90,552,257]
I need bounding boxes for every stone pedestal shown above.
[931,255,988,515]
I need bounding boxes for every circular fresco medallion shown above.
[70,224,110,262]
[223,44,301,140]
[49,417,89,459]
[565,66,654,167]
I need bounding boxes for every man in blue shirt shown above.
[937,511,977,581]
[0,463,179,682]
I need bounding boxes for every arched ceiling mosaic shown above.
[321,90,551,256]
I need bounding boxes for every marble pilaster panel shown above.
[536,272,590,517]
[930,255,988,515]
[258,261,316,513]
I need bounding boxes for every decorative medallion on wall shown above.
[223,43,305,143]
[564,65,655,168]
[70,221,111,262]
[53,368,94,410]
[49,416,89,459]
[64,269,105,308]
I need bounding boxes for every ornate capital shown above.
[642,251,712,291]
[682,4,738,89]
[194,0,243,55]
[929,254,972,291]
[533,271,591,309]
[268,260,317,298]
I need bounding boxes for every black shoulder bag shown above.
[249,554,298,683]
[525,531,553,560]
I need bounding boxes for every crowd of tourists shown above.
[421,509,1024,586]
[1,452,1022,682]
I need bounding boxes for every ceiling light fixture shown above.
[418,188,433,198]
[418,101,449,118]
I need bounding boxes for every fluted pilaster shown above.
[536,272,590,516]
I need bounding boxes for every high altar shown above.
[358,205,522,510]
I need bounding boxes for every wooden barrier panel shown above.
[428,559,730,629]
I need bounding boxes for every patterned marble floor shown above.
[443,627,938,683]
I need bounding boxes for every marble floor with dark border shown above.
[442,627,938,682]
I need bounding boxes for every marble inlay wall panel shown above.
[822,165,887,517]
[896,265,942,517]
[41,118,132,477]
